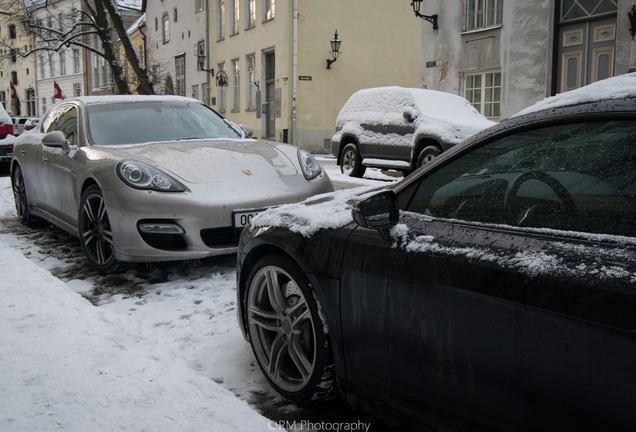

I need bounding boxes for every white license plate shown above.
[233,209,263,228]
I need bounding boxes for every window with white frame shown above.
[175,55,186,96]
[246,0,256,29]
[49,53,55,77]
[59,51,66,75]
[217,0,225,40]
[231,58,240,111]
[465,70,501,119]
[39,53,46,78]
[246,54,256,110]
[202,82,209,105]
[217,63,226,112]
[26,89,35,116]
[196,0,205,12]
[231,0,240,35]
[466,0,503,31]
[264,0,275,21]
[192,84,199,100]
[162,12,170,43]
[73,49,80,74]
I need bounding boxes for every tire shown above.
[416,145,442,168]
[78,186,117,273]
[245,254,337,403]
[340,143,366,178]
[12,165,36,225]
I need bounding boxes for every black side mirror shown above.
[403,109,416,123]
[239,124,253,138]
[42,131,69,150]
[351,190,399,240]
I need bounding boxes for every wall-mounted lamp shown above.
[410,0,438,30]
[629,5,636,38]
[196,44,228,86]
[326,30,342,69]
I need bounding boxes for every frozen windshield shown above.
[86,100,242,145]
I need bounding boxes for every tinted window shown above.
[56,106,78,146]
[85,100,242,145]
[407,120,636,237]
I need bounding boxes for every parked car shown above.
[12,116,39,136]
[238,74,636,431]
[330,86,495,177]
[22,117,40,133]
[11,95,333,273]
[0,104,13,139]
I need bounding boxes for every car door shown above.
[340,118,636,430]
[40,104,81,224]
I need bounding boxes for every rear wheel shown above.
[245,254,336,402]
[416,145,442,168]
[78,186,116,273]
[340,143,366,178]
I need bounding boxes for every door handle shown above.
[42,156,48,164]
[20,149,26,156]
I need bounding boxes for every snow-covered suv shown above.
[330,86,495,177]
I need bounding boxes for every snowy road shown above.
[0,157,402,431]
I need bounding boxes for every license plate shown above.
[233,209,264,228]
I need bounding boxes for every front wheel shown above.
[12,165,37,225]
[78,186,117,273]
[245,255,336,403]
[340,143,366,178]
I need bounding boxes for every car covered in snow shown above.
[238,74,636,430]
[330,86,495,177]
[11,95,333,273]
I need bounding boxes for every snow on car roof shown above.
[63,95,201,105]
[514,72,636,117]
[337,86,495,145]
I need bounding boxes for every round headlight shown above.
[297,149,322,180]
[116,161,185,192]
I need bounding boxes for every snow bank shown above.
[0,241,273,432]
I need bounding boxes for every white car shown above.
[330,86,495,177]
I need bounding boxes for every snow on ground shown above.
[0,158,399,432]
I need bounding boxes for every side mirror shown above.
[42,131,69,150]
[239,124,253,138]
[351,190,399,240]
[403,108,416,123]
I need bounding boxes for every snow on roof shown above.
[514,72,636,117]
[337,86,495,145]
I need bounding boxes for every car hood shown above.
[106,139,298,183]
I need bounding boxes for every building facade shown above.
[0,1,37,116]
[419,0,634,119]
[145,0,423,152]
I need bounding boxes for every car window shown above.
[406,120,636,237]
[85,100,242,145]
[56,106,78,146]
[41,106,63,133]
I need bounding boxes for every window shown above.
[196,40,206,70]
[59,51,66,75]
[231,0,240,35]
[26,89,35,116]
[155,17,158,31]
[73,83,81,97]
[246,0,256,29]
[465,71,501,119]
[466,0,503,31]
[246,54,256,110]
[192,84,199,100]
[196,0,205,12]
[73,49,80,74]
[407,120,636,237]
[217,0,225,40]
[49,53,55,77]
[8,24,16,39]
[231,58,240,111]
[175,55,185,96]
[264,0,275,21]
[174,7,178,22]
[11,71,17,85]
[217,63,226,112]
[10,50,16,63]
[162,13,170,43]
[39,53,46,79]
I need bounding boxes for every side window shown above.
[56,106,78,146]
[406,120,636,237]
[41,107,62,133]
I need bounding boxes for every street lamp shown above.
[410,0,438,30]
[326,30,342,69]
[195,44,228,86]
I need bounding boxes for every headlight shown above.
[297,149,322,181]
[116,161,185,192]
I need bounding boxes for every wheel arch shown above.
[336,134,359,165]
[411,137,442,170]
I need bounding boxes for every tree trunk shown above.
[92,0,130,94]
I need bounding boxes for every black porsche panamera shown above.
[237,77,636,431]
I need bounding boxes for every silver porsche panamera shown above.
[10,96,333,272]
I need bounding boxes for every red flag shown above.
[9,82,17,99]
[53,81,63,99]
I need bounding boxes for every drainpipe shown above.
[292,0,298,146]
[206,0,211,104]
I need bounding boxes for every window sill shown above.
[461,24,503,35]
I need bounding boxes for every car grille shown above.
[200,227,241,248]
[139,232,188,251]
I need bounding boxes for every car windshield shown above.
[85,100,242,145]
